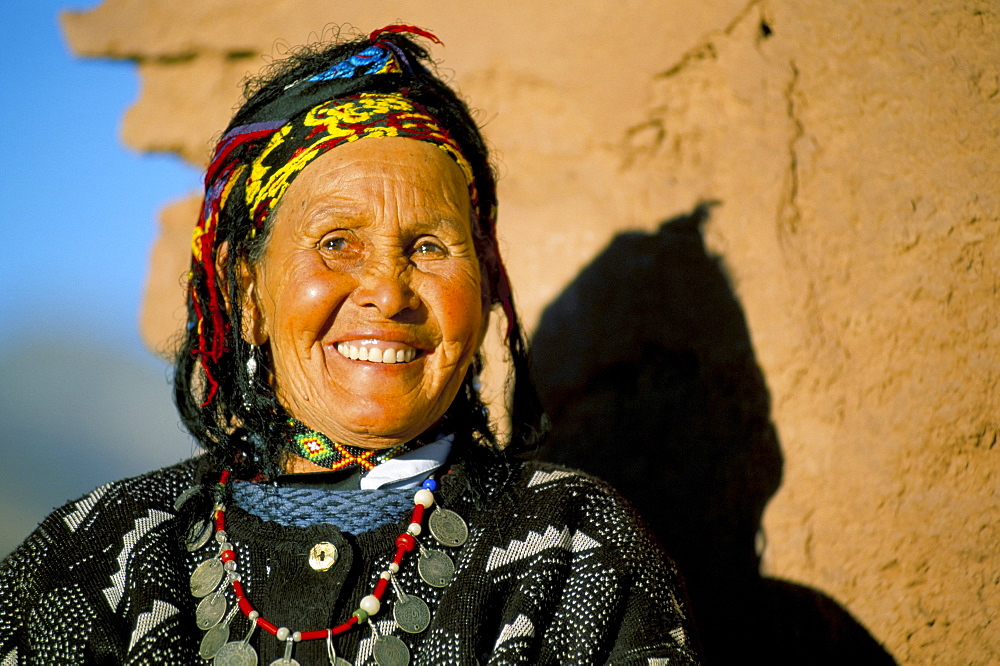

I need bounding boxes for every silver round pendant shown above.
[268,659,300,666]
[393,594,431,634]
[199,623,230,659]
[196,591,227,629]
[428,508,468,547]
[214,641,258,666]
[417,549,455,588]
[175,485,201,512]
[373,634,410,666]
[186,518,213,552]
[190,557,224,597]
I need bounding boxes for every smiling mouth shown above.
[335,341,420,364]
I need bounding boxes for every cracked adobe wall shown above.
[63,0,999,662]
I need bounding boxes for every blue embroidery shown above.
[307,46,392,82]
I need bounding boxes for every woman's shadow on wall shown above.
[532,203,896,664]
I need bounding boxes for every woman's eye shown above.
[413,239,445,256]
[321,236,349,252]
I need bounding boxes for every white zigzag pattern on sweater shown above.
[102,510,173,609]
[63,484,111,532]
[486,526,602,572]
[494,613,535,649]
[527,469,577,488]
[128,599,180,652]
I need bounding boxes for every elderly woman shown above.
[0,27,700,665]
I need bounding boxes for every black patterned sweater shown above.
[0,455,701,665]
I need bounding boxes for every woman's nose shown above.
[351,260,420,317]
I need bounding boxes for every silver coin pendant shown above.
[373,634,410,666]
[175,485,201,512]
[190,557,224,597]
[428,508,468,547]
[199,622,230,659]
[268,659,300,666]
[417,549,455,588]
[394,594,431,634]
[186,518,213,552]
[214,641,257,666]
[196,591,227,629]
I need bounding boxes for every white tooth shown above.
[381,348,395,364]
[407,349,416,362]
[337,343,346,357]
[395,349,405,363]
[349,345,360,360]
[359,347,370,361]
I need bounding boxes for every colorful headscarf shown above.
[244,93,479,230]
[189,26,512,406]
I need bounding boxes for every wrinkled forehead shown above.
[270,137,474,232]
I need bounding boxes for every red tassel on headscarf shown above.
[369,24,443,45]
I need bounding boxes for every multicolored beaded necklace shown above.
[188,469,469,665]
[284,419,416,472]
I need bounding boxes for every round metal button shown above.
[309,541,339,571]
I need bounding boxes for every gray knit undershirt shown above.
[231,483,414,534]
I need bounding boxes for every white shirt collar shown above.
[359,435,453,490]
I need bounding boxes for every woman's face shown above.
[243,137,488,449]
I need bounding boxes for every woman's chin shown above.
[301,400,446,449]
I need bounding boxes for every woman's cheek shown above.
[436,272,485,342]
[277,271,351,330]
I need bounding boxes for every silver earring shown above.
[246,348,258,378]
[243,345,261,412]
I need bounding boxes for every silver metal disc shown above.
[373,635,410,666]
[393,594,431,634]
[186,518,213,552]
[428,508,468,547]
[196,591,227,629]
[175,485,201,512]
[417,549,454,588]
[268,659,300,666]
[214,641,257,666]
[199,623,230,659]
[190,557,224,597]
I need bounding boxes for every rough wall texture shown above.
[63,1,998,663]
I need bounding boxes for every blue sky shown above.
[0,0,202,555]
[2,0,201,348]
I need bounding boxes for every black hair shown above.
[173,30,544,480]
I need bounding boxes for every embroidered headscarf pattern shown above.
[244,93,478,230]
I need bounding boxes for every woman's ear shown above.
[216,241,268,345]
[237,261,269,346]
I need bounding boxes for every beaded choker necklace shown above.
[188,470,470,665]
[284,419,415,471]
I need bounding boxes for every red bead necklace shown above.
[194,469,445,665]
